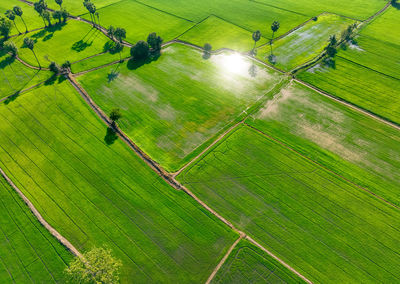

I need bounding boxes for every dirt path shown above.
[0,167,82,259]
[0,80,46,103]
[205,234,244,284]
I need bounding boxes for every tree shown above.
[270,20,280,55]
[34,0,48,27]
[109,108,122,126]
[107,25,115,41]
[24,37,41,68]
[326,45,337,58]
[329,35,337,46]
[114,41,124,62]
[84,1,97,26]
[65,247,122,284]
[61,60,71,70]
[49,61,60,74]
[147,32,163,53]
[42,10,51,26]
[252,30,261,55]
[0,17,12,40]
[130,40,149,60]
[5,10,21,34]
[61,8,69,23]
[55,0,62,9]
[114,27,126,43]
[13,6,28,33]
[52,10,62,24]
[204,43,212,54]
[4,41,18,57]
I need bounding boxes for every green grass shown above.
[0,51,49,100]
[14,20,111,68]
[247,81,400,206]
[46,0,122,16]
[70,47,131,74]
[83,0,194,44]
[255,0,387,20]
[77,43,284,171]
[132,0,308,38]
[257,14,354,71]
[297,57,400,124]
[0,0,45,35]
[178,125,400,283]
[212,239,304,283]
[179,15,268,52]
[0,80,237,283]
[0,176,72,283]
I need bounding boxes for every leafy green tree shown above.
[109,108,122,126]
[49,61,60,74]
[114,27,126,43]
[84,1,97,26]
[114,41,124,62]
[34,0,48,27]
[270,20,280,55]
[4,41,18,57]
[252,30,261,48]
[147,32,163,52]
[5,10,21,34]
[65,247,122,284]
[55,0,62,9]
[23,37,41,68]
[329,35,337,46]
[326,45,337,58]
[42,10,51,26]
[204,43,212,54]
[13,6,28,33]
[61,60,71,71]
[61,8,69,23]
[52,10,62,24]
[0,16,12,40]
[131,40,149,60]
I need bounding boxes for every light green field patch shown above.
[212,239,305,283]
[84,0,194,44]
[255,0,386,20]
[78,43,283,171]
[46,0,123,16]
[257,14,354,71]
[0,80,237,283]
[0,0,45,35]
[0,51,49,100]
[179,15,268,52]
[137,0,308,38]
[0,177,72,283]
[247,81,400,205]
[178,125,400,283]
[12,20,112,68]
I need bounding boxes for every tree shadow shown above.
[3,91,20,105]
[0,55,15,70]
[43,33,53,41]
[104,127,118,145]
[248,63,257,77]
[103,40,115,53]
[44,74,58,85]
[107,70,120,82]
[392,1,400,9]
[202,52,211,60]
[126,54,160,70]
[71,40,93,52]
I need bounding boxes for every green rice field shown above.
[77,43,284,171]
[0,176,72,283]
[178,125,400,283]
[0,81,237,282]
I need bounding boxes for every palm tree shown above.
[252,30,261,55]
[34,0,48,27]
[4,41,18,57]
[5,10,21,34]
[270,21,280,55]
[109,108,122,127]
[13,6,27,33]
[107,25,115,41]
[24,37,41,68]
[114,41,123,62]
[114,27,126,43]
[55,0,62,9]
[329,35,337,47]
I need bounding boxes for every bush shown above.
[204,43,212,53]
[49,61,60,74]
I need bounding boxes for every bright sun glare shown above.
[220,53,248,75]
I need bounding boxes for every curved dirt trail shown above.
[0,167,82,259]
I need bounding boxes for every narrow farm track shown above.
[245,123,400,211]
[0,167,82,259]
[205,235,244,284]
[0,80,46,103]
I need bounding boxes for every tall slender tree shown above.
[252,30,261,55]
[114,27,126,43]
[34,0,48,27]
[24,37,41,68]
[42,10,51,26]
[13,6,27,33]
[4,41,18,57]
[270,21,280,55]
[107,25,115,41]
[5,10,21,34]
[55,0,62,9]
[0,16,12,40]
